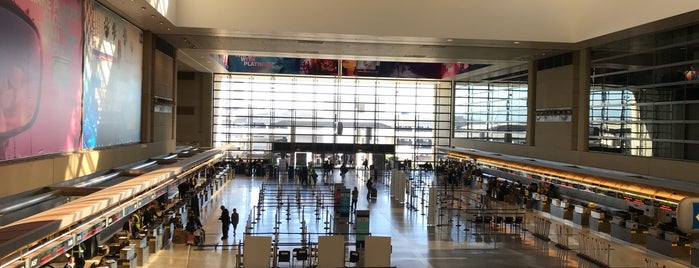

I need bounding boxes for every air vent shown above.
[629,175,651,180]
[421,45,447,48]
[295,50,319,54]
[297,40,325,45]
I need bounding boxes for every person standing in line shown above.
[231,208,240,235]
[63,256,75,268]
[279,155,289,180]
[362,159,368,170]
[219,206,231,240]
[351,187,359,211]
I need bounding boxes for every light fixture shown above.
[141,7,146,11]
[447,38,453,42]
[513,41,520,44]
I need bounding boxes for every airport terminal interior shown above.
[4,0,699,267]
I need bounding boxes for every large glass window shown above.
[453,82,528,143]
[213,74,451,163]
[589,24,699,160]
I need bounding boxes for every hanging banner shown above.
[220,54,488,79]
[342,60,488,79]
[226,55,339,75]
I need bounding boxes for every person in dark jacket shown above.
[219,206,231,240]
[231,208,240,234]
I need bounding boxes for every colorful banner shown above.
[342,60,487,79]
[227,56,339,75]
[224,55,487,79]
[0,0,82,160]
[82,2,143,149]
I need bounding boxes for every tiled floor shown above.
[141,169,692,268]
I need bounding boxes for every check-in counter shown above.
[147,224,163,253]
[610,218,646,244]
[118,243,135,268]
[162,212,174,245]
[589,211,610,233]
[550,199,573,221]
[690,241,699,267]
[645,229,690,258]
[573,205,589,226]
[532,193,550,213]
[130,234,149,266]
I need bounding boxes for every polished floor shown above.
[141,169,691,268]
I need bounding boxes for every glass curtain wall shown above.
[453,82,528,143]
[213,74,451,164]
[589,24,699,160]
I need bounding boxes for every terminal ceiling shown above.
[100,0,699,79]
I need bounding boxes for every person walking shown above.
[219,206,231,240]
[231,208,240,235]
[366,179,374,199]
[351,187,359,211]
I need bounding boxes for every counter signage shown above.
[155,185,168,197]
[124,200,139,215]
[76,220,104,243]
[107,209,124,227]
[30,236,73,268]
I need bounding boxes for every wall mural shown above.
[0,0,82,160]
[82,2,143,149]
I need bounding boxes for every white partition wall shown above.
[317,236,345,268]
[243,236,272,267]
[364,236,391,267]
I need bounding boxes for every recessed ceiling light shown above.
[159,21,163,25]
[141,7,146,11]
[447,39,453,42]
[513,41,520,44]
[167,27,171,31]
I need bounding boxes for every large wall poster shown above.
[83,2,143,149]
[0,0,83,160]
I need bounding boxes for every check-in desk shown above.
[550,199,573,221]
[532,194,550,213]
[162,212,174,245]
[131,234,149,266]
[645,228,690,258]
[573,205,590,226]
[148,225,163,253]
[117,243,135,268]
[589,211,610,233]
[90,256,117,268]
[610,217,646,244]
[690,241,699,267]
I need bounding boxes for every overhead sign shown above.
[676,198,699,233]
